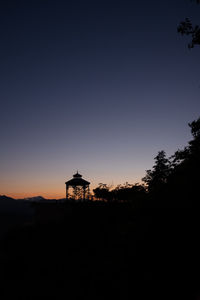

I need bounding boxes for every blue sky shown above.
[1,0,200,198]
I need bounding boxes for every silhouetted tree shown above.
[93,182,146,204]
[112,183,146,203]
[169,147,190,169]
[188,118,200,153]
[142,151,171,193]
[178,0,200,48]
[162,117,200,207]
[171,118,200,166]
[93,183,111,201]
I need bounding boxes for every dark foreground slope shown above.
[0,196,34,238]
[0,202,199,300]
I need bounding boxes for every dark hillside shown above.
[0,196,34,238]
[0,202,199,300]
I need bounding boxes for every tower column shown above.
[83,186,86,201]
[66,185,69,200]
[87,185,90,200]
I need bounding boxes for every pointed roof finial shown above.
[73,171,82,178]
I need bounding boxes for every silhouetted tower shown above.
[65,172,90,200]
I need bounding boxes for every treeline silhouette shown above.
[142,117,200,208]
[93,182,146,204]
[92,117,200,208]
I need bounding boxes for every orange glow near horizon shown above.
[0,167,145,199]
[4,191,65,200]
[1,178,144,199]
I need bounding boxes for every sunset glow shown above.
[1,0,200,198]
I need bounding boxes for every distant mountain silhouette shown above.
[22,196,63,203]
[23,196,46,202]
[0,195,21,212]
[0,195,15,201]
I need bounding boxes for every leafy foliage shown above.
[142,151,171,192]
[93,182,146,203]
[178,18,200,48]
[93,183,111,201]
[178,1,200,48]
[142,117,200,207]
[112,183,146,203]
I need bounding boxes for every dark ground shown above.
[0,202,199,300]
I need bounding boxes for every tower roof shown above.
[65,172,90,187]
[73,171,82,178]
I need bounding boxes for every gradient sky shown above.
[1,0,200,198]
